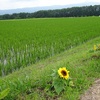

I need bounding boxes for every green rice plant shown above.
[0,17,100,76]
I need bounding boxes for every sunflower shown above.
[58,67,69,80]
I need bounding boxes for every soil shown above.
[80,79,100,100]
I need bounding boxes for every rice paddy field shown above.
[0,17,100,76]
[0,17,100,100]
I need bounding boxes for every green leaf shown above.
[53,77,64,94]
[54,83,64,95]
[50,69,57,77]
[0,88,10,100]
[51,73,56,77]
[69,81,75,87]
[52,69,56,72]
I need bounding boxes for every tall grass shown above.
[0,17,100,76]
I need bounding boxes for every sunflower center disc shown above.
[61,70,67,76]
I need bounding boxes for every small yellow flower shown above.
[58,67,69,80]
[94,45,97,51]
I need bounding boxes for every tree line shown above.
[0,5,100,20]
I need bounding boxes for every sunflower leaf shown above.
[53,78,64,94]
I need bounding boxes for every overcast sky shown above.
[0,0,100,10]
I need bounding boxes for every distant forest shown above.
[0,5,100,19]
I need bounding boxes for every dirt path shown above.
[80,79,100,100]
